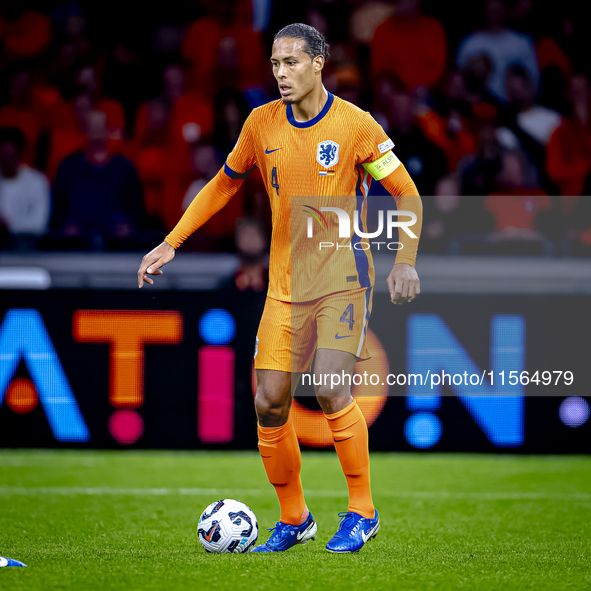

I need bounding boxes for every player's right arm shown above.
[138,113,258,288]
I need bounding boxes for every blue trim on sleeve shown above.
[286,92,334,128]
[224,163,257,179]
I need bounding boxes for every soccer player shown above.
[138,23,422,553]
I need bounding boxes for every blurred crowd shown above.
[1,0,591,260]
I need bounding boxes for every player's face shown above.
[270,37,321,105]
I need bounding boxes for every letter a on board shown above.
[0,309,89,441]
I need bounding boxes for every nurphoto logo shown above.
[304,206,418,251]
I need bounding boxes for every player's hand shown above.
[138,241,175,288]
[387,263,420,305]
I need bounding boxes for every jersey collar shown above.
[286,92,334,128]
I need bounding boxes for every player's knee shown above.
[314,381,349,400]
[254,388,290,426]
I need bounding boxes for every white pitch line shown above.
[0,486,264,497]
[0,458,104,467]
[0,486,589,502]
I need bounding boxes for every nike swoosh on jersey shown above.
[265,147,282,154]
[335,333,354,339]
[296,521,315,541]
[361,521,380,544]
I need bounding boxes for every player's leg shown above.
[314,289,379,552]
[252,298,316,552]
[314,348,375,520]
[254,368,307,525]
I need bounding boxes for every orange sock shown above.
[258,414,308,526]
[325,399,374,519]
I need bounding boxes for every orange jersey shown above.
[226,93,406,302]
[166,92,421,302]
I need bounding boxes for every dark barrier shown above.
[0,289,589,452]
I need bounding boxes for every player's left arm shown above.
[362,153,422,305]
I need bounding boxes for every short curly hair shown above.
[274,23,330,61]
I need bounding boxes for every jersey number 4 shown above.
[340,303,355,331]
[271,167,279,195]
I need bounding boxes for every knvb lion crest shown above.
[317,140,340,169]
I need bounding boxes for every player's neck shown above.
[290,86,329,123]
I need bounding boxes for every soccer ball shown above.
[197,499,258,553]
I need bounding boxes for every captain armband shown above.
[362,151,401,180]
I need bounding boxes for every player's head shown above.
[271,23,329,105]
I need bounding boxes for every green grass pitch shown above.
[0,450,590,591]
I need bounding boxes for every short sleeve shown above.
[224,112,258,179]
[356,112,395,165]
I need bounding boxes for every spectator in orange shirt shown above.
[131,63,196,230]
[132,63,185,153]
[163,84,216,232]
[370,0,447,91]
[66,62,127,151]
[132,100,171,229]
[181,0,265,98]
[485,151,551,234]
[46,94,90,181]
[546,74,591,196]
[1,6,51,63]
[167,86,214,151]
[161,88,256,238]
[483,151,554,254]
[132,62,216,233]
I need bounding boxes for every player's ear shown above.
[313,55,324,75]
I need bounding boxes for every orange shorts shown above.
[254,287,373,373]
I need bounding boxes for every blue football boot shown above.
[325,510,380,553]
[0,557,27,567]
[252,513,317,553]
